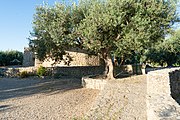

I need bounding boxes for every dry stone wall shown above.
[147,67,180,120]
[169,70,180,104]
[52,66,105,78]
[0,67,36,77]
[0,65,144,79]
[53,65,145,79]
[35,50,101,67]
[82,76,107,90]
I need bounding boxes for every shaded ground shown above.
[0,77,99,119]
[0,77,82,101]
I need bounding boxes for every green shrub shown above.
[37,66,47,77]
[18,71,29,78]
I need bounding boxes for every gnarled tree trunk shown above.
[103,55,114,80]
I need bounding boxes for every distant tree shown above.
[0,50,23,66]
[145,29,180,67]
[30,0,177,79]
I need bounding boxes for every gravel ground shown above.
[1,68,180,120]
[86,75,147,120]
[0,77,99,120]
[0,75,147,120]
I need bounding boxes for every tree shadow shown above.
[0,77,82,101]
[0,105,13,113]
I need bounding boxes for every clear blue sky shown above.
[0,0,77,52]
[0,0,179,52]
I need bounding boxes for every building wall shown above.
[22,47,100,68]
[23,47,34,66]
[35,49,100,67]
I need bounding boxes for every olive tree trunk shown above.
[103,55,114,80]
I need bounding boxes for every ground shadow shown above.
[0,77,82,101]
[0,105,14,113]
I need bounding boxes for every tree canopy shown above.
[0,50,23,66]
[145,29,180,67]
[29,0,177,79]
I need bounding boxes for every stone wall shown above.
[82,76,107,90]
[0,64,144,78]
[35,48,101,67]
[169,69,180,104]
[0,67,36,77]
[23,47,34,66]
[147,67,180,120]
[52,66,105,78]
[82,67,180,119]
[1,66,104,78]
[22,47,100,67]
[52,64,145,79]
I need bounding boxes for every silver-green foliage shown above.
[78,0,177,58]
[29,3,73,62]
[29,0,177,78]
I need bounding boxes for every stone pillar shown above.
[23,47,35,66]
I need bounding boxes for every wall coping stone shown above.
[82,75,108,90]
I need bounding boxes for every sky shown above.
[0,0,179,52]
[0,0,77,52]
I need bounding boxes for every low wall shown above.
[170,70,180,104]
[82,76,107,90]
[0,67,36,77]
[0,64,144,78]
[52,66,105,78]
[53,64,144,78]
[147,67,180,120]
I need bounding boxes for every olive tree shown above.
[77,0,177,79]
[30,0,177,79]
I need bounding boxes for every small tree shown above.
[29,2,86,64]
[29,3,74,63]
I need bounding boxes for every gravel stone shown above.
[86,75,147,120]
